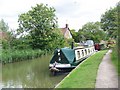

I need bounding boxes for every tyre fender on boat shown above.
[49,62,60,75]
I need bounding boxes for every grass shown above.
[111,46,120,76]
[56,50,108,88]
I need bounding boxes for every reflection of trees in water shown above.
[2,54,66,88]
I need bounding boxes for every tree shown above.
[117,1,120,56]
[18,4,64,50]
[0,19,9,32]
[0,19,9,49]
[70,29,79,42]
[101,5,118,39]
[0,19,28,49]
[78,22,106,43]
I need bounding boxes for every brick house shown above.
[60,24,72,39]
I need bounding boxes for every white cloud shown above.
[0,0,119,31]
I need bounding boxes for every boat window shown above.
[57,49,60,52]
[88,49,90,53]
[85,49,87,55]
[90,49,92,52]
[82,50,84,56]
[77,51,80,59]
[58,52,60,56]
[58,57,61,61]
[57,49,60,56]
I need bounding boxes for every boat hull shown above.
[49,58,84,73]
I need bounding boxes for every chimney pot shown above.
[65,24,68,28]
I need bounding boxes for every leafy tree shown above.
[0,19,9,49]
[0,19,9,32]
[0,19,23,49]
[78,22,106,43]
[101,5,118,39]
[117,1,120,56]
[70,29,79,42]
[18,4,64,50]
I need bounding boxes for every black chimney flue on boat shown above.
[71,42,74,49]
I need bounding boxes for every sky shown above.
[0,0,119,31]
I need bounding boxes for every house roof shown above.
[60,28,67,35]
[59,24,72,39]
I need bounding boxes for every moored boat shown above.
[49,40,96,74]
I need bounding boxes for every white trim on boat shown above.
[49,63,72,68]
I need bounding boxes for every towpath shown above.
[95,49,118,88]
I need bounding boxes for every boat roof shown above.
[50,48,75,64]
[61,48,75,64]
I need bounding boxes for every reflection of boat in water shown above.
[49,40,96,75]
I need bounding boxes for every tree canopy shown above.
[70,29,79,43]
[0,19,9,32]
[17,4,65,50]
[0,19,14,49]
[101,5,119,39]
[77,22,106,43]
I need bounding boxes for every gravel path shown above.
[95,50,118,88]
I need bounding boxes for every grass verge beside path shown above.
[111,46,120,76]
[56,50,108,88]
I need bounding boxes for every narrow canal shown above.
[1,54,67,88]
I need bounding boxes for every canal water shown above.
[1,54,67,88]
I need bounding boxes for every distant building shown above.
[59,24,72,39]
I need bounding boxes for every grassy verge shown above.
[111,46,120,76]
[56,50,108,88]
[0,49,52,64]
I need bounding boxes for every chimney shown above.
[65,24,68,28]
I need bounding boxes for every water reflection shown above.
[2,54,67,88]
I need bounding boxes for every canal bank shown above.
[1,54,67,88]
[55,50,108,88]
